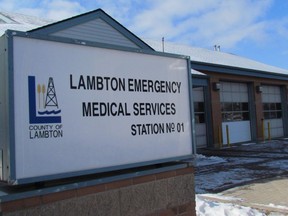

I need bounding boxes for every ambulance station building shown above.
[147,39,288,149]
[2,9,288,150]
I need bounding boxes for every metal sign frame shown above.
[1,30,195,185]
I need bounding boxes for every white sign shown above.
[11,36,193,182]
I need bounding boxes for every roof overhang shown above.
[191,61,288,81]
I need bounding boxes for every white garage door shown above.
[262,85,284,138]
[220,82,251,145]
[193,87,207,148]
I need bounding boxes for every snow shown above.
[267,204,288,211]
[144,38,288,75]
[194,154,267,193]
[261,160,288,170]
[195,154,268,215]
[195,141,288,216]
[195,154,226,166]
[0,11,53,36]
[195,168,259,194]
[196,195,265,216]
[191,68,207,76]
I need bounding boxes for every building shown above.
[1,8,288,215]
[0,9,195,215]
[1,9,288,151]
[145,39,288,149]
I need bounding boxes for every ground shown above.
[195,140,288,215]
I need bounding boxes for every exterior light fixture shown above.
[213,82,221,91]
[256,85,263,93]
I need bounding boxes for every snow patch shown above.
[196,154,227,166]
[196,195,265,216]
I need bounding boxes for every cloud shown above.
[44,0,86,20]
[0,0,85,20]
[93,0,275,50]
[91,0,151,25]
[273,17,288,38]
[0,0,285,51]
[126,0,274,49]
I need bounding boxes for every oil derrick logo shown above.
[28,76,61,124]
[45,78,59,108]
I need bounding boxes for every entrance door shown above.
[220,82,251,145]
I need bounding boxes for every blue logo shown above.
[28,76,61,124]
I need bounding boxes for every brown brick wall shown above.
[1,167,195,216]
[209,76,222,148]
[253,81,265,141]
[203,71,288,145]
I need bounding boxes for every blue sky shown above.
[1,0,288,69]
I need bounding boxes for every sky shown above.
[1,0,288,70]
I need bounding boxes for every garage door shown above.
[262,85,284,138]
[193,87,207,148]
[220,82,251,145]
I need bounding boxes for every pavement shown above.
[196,139,288,215]
[221,177,288,214]
[199,177,288,215]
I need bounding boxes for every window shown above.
[263,103,282,119]
[221,102,249,122]
[220,82,249,122]
[193,87,205,124]
[194,102,205,123]
[262,85,282,120]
